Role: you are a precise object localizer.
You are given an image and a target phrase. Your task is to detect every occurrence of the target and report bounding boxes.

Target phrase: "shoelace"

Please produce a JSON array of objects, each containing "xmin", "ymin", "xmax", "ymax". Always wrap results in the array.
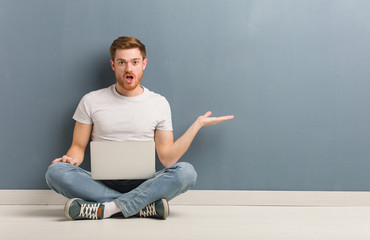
[
  {"xmin": 79, "ymin": 203, "xmax": 101, "ymax": 219},
  {"xmin": 139, "ymin": 203, "xmax": 157, "ymax": 218}
]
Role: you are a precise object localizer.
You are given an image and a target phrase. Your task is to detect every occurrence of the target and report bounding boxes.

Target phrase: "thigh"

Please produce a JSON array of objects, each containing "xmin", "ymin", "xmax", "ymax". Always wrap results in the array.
[{"xmin": 46, "ymin": 162, "xmax": 123, "ymax": 202}]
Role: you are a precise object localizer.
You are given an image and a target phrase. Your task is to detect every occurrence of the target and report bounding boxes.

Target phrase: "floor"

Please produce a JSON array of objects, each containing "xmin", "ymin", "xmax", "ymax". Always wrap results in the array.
[{"xmin": 1, "ymin": 204, "xmax": 370, "ymax": 240}]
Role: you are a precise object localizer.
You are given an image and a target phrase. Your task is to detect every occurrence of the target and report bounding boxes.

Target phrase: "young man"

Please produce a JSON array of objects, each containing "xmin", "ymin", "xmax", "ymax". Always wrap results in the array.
[{"xmin": 45, "ymin": 36, "xmax": 234, "ymax": 220}]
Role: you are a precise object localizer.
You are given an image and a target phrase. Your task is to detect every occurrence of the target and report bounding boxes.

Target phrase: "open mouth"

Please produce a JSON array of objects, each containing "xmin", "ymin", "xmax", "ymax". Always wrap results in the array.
[{"xmin": 125, "ymin": 74, "xmax": 135, "ymax": 82}]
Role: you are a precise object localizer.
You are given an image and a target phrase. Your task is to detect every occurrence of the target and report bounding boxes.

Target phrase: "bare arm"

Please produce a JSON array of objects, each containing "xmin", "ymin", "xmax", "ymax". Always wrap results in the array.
[
  {"xmin": 155, "ymin": 111, "xmax": 234, "ymax": 168},
  {"xmin": 51, "ymin": 121, "xmax": 92, "ymax": 166}
]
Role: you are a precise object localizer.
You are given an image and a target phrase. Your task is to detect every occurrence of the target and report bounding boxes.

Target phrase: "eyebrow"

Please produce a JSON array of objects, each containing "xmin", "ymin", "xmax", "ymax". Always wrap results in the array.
[{"xmin": 116, "ymin": 58, "xmax": 142, "ymax": 61}]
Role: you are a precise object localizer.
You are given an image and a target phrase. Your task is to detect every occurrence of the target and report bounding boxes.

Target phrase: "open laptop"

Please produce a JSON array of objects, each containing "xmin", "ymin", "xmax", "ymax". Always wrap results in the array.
[{"xmin": 90, "ymin": 141, "xmax": 156, "ymax": 180}]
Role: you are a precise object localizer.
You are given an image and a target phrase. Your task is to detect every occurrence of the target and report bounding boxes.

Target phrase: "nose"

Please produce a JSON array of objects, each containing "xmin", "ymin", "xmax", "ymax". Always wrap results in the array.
[{"xmin": 126, "ymin": 62, "xmax": 133, "ymax": 72}]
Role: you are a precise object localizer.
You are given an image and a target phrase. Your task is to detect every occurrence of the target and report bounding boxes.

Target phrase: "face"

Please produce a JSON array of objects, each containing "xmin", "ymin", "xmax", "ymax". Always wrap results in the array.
[{"xmin": 110, "ymin": 48, "xmax": 147, "ymax": 94}]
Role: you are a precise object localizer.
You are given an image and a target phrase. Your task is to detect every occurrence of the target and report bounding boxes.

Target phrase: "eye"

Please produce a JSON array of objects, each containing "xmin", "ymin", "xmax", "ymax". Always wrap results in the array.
[
  {"xmin": 132, "ymin": 61, "xmax": 139, "ymax": 65},
  {"xmin": 118, "ymin": 61, "xmax": 126, "ymax": 65}
]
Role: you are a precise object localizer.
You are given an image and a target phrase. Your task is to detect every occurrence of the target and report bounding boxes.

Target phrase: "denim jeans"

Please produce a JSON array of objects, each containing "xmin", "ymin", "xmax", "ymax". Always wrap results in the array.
[{"xmin": 45, "ymin": 161, "xmax": 197, "ymax": 217}]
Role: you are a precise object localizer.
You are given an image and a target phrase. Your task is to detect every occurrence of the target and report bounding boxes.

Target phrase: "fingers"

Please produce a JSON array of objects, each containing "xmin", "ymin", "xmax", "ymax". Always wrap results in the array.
[
  {"xmin": 210, "ymin": 115, "xmax": 234, "ymax": 124},
  {"xmin": 203, "ymin": 111, "xmax": 234, "ymax": 120},
  {"xmin": 220, "ymin": 115, "xmax": 235, "ymax": 121},
  {"xmin": 51, "ymin": 155, "xmax": 77, "ymax": 165},
  {"xmin": 51, "ymin": 158, "xmax": 62, "ymax": 164},
  {"xmin": 199, "ymin": 113, "xmax": 234, "ymax": 127},
  {"xmin": 198, "ymin": 111, "xmax": 234, "ymax": 127},
  {"xmin": 62, "ymin": 155, "xmax": 72, "ymax": 163},
  {"xmin": 68, "ymin": 159, "xmax": 78, "ymax": 165},
  {"xmin": 202, "ymin": 111, "xmax": 211, "ymax": 116}
]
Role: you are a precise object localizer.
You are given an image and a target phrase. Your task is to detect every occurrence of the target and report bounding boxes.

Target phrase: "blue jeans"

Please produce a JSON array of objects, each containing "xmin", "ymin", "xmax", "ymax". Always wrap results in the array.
[{"xmin": 45, "ymin": 162, "xmax": 197, "ymax": 217}]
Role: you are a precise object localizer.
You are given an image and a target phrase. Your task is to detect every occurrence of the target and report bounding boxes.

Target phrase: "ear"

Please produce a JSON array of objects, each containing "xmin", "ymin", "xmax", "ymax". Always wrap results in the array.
[
  {"xmin": 110, "ymin": 59, "xmax": 115, "ymax": 71},
  {"xmin": 142, "ymin": 58, "xmax": 148, "ymax": 71}
]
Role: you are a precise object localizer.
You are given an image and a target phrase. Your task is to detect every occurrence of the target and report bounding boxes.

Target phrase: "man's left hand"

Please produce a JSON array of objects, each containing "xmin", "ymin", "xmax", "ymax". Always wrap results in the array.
[{"xmin": 197, "ymin": 111, "xmax": 234, "ymax": 128}]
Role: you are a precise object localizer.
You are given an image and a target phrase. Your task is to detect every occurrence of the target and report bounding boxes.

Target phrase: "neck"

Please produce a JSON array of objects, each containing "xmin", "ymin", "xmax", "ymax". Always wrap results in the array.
[{"xmin": 115, "ymin": 84, "xmax": 144, "ymax": 97}]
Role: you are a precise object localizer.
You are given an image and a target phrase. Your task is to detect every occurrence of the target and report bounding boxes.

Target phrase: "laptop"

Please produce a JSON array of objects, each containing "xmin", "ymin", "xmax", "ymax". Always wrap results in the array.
[{"xmin": 90, "ymin": 141, "xmax": 156, "ymax": 180}]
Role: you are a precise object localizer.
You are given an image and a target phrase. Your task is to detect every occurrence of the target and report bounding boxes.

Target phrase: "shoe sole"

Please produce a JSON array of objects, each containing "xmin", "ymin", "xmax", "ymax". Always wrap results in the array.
[
  {"xmin": 161, "ymin": 199, "xmax": 169, "ymax": 219},
  {"xmin": 64, "ymin": 198, "xmax": 82, "ymax": 220}
]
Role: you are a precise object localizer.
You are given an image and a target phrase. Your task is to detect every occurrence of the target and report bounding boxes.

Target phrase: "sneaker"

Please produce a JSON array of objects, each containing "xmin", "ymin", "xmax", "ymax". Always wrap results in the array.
[
  {"xmin": 138, "ymin": 198, "xmax": 169, "ymax": 219},
  {"xmin": 64, "ymin": 198, "xmax": 105, "ymax": 220}
]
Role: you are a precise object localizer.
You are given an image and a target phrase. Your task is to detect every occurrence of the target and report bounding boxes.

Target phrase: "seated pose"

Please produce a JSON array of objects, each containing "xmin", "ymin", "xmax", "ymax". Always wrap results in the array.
[{"xmin": 45, "ymin": 36, "xmax": 234, "ymax": 220}]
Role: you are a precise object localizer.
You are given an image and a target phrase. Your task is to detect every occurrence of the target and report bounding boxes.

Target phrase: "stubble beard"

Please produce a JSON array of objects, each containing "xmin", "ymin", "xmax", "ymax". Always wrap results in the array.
[
  {"xmin": 120, "ymin": 79, "xmax": 141, "ymax": 91},
  {"xmin": 117, "ymin": 73, "xmax": 142, "ymax": 91}
]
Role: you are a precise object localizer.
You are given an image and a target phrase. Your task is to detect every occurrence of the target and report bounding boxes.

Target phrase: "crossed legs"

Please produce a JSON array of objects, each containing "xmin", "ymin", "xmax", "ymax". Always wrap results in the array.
[{"xmin": 45, "ymin": 161, "xmax": 197, "ymax": 218}]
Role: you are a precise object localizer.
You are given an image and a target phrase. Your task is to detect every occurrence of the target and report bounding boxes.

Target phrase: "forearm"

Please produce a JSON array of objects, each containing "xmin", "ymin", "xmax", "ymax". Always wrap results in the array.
[
  {"xmin": 66, "ymin": 145, "xmax": 85, "ymax": 167},
  {"xmin": 161, "ymin": 120, "xmax": 202, "ymax": 167},
  {"xmin": 156, "ymin": 111, "xmax": 234, "ymax": 167}
]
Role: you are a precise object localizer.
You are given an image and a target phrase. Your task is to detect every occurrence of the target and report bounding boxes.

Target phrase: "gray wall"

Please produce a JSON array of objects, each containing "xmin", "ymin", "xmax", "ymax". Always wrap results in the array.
[{"xmin": 1, "ymin": 0, "xmax": 370, "ymax": 190}]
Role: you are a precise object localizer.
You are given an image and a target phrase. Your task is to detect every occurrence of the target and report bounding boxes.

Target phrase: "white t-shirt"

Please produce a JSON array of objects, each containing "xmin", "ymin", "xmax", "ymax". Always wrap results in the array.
[{"xmin": 72, "ymin": 84, "xmax": 173, "ymax": 141}]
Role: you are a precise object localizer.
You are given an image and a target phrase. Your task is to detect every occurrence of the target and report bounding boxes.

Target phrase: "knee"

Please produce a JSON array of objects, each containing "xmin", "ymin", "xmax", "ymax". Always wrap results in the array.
[
  {"xmin": 171, "ymin": 162, "xmax": 197, "ymax": 188},
  {"xmin": 45, "ymin": 162, "xmax": 73, "ymax": 188}
]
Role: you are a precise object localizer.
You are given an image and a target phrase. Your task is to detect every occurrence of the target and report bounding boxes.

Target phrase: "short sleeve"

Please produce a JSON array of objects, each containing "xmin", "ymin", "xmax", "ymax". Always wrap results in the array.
[
  {"xmin": 156, "ymin": 99, "xmax": 173, "ymax": 131},
  {"xmin": 72, "ymin": 95, "xmax": 93, "ymax": 124}
]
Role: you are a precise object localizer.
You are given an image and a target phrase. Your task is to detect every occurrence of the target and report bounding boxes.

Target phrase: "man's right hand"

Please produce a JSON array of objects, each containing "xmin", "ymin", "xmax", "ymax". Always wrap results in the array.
[
  {"xmin": 51, "ymin": 155, "xmax": 79, "ymax": 165},
  {"xmin": 50, "ymin": 121, "xmax": 92, "ymax": 167}
]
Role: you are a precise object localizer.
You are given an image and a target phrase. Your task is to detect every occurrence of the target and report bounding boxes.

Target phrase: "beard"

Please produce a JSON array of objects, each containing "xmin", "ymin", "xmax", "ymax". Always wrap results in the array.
[{"xmin": 117, "ymin": 72, "xmax": 142, "ymax": 91}]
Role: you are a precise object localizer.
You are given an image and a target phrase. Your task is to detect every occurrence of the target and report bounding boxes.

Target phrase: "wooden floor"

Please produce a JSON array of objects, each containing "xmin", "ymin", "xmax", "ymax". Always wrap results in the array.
[{"xmin": 1, "ymin": 204, "xmax": 370, "ymax": 240}]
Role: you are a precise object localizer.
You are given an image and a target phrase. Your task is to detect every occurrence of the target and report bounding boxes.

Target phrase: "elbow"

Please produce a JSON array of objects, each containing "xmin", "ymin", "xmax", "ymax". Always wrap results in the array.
[
  {"xmin": 157, "ymin": 147, "xmax": 180, "ymax": 168},
  {"xmin": 160, "ymin": 157, "xmax": 179, "ymax": 168}
]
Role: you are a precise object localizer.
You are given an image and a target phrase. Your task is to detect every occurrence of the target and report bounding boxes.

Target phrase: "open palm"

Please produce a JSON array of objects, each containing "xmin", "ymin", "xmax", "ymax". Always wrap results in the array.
[{"xmin": 197, "ymin": 111, "xmax": 234, "ymax": 127}]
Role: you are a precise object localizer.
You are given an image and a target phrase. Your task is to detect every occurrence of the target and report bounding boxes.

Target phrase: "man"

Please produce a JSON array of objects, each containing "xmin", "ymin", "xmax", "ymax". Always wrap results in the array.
[{"xmin": 45, "ymin": 36, "xmax": 234, "ymax": 220}]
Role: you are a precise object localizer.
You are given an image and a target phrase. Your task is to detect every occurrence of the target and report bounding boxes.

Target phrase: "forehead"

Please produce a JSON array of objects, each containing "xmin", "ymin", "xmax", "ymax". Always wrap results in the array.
[{"xmin": 114, "ymin": 48, "xmax": 143, "ymax": 60}]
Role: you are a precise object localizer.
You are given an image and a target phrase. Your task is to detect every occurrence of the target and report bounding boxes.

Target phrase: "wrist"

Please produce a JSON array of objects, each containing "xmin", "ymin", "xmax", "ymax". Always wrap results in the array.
[{"xmin": 195, "ymin": 118, "xmax": 203, "ymax": 129}]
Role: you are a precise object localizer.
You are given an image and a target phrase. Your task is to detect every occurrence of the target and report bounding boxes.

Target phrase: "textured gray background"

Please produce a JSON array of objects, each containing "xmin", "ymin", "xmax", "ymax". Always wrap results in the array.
[{"xmin": 1, "ymin": 0, "xmax": 370, "ymax": 190}]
